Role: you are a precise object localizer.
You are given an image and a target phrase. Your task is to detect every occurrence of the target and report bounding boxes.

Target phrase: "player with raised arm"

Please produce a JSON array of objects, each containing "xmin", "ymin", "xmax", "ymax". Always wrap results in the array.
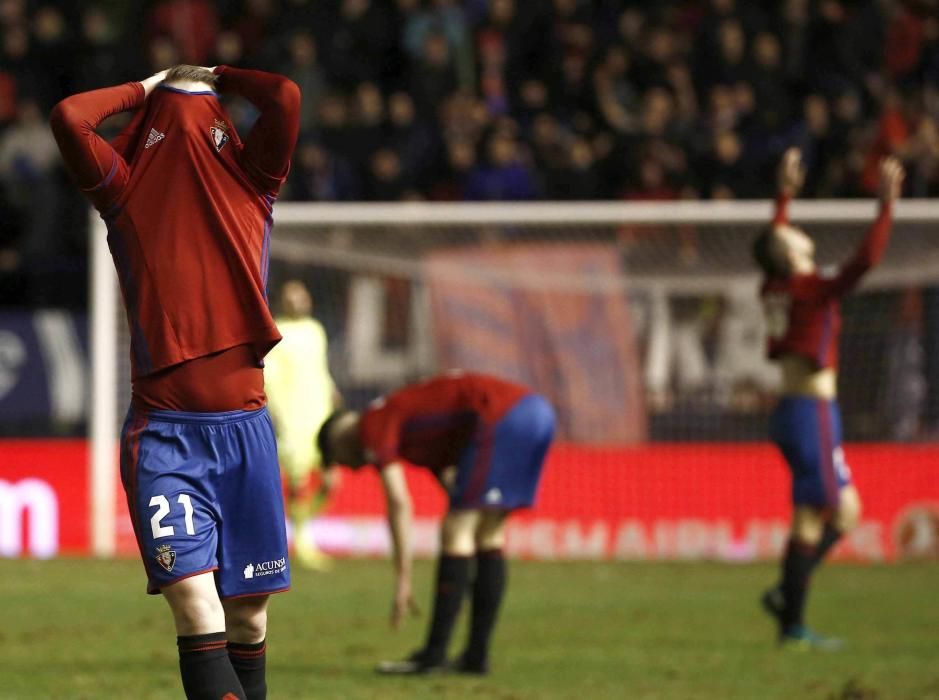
[
  {"xmin": 50, "ymin": 64, "xmax": 300, "ymax": 699},
  {"xmin": 265, "ymin": 280, "xmax": 340, "ymax": 571},
  {"xmin": 317, "ymin": 371, "xmax": 556, "ymax": 675},
  {"xmin": 753, "ymin": 148, "xmax": 904, "ymax": 650}
]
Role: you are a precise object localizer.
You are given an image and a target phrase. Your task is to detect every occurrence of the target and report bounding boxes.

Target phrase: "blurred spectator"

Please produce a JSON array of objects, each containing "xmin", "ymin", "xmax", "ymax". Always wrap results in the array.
[
  {"xmin": 387, "ymin": 90, "xmax": 439, "ymax": 187},
  {"xmin": 862, "ymin": 87, "xmax": 939, "ymax": 195},
  {"xmin": 281, "ymin": 30, "xmax": 325, "ymax": 134},
  {"xmin": 324, "ymin": 0, "xmax": 396, "ymax": 87},
  {"xmin": 287, "ymin": 142, "xmax": 359, "ymax": 202},
  {"xmin": 410, "ymin": 30, "xmax": 459, "ymax": 115},
  {"xmin": 74, "ymin": 7, "xmax": 123, "ymax": 92},
  {"xmin": 366, "ymin": 148, "xmax": 407, "ymax": 200},
  {"xmin": 349, "ymin": 82, "xmax": 387, "ymax": 171},
  {"xmin": 401, "ymin": 0, "xmax": 474, "ymax": 91},
  {"xmin": 148, "ymin": 0, "xmax": 218, "ymax": 66},
  {"xmin": 0, "ymin": 99, "xmax": 60, "ymax": 264},
  {"xmin": 430, "ymin": 136, "xmax": 475, "ymax": 200},
  {"xmin": 465, "ymin": 130, "xmax": 537, "ymax": 200}
]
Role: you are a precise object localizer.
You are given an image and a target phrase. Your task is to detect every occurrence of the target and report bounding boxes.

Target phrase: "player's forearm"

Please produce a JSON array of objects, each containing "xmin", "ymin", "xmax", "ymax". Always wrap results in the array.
[
  {"xmin": 50, "ymin": 83, "xmax": 144, "ymax": 141},
  {"xmin": 214, "ymin": 66, "xmax": 298, "ymax": 110},
  {"xmin": 830, "ymin": 202, "xmax": 893, "ymax": 295},
  {"xmin": 772, "ymin": 192, "xmax": 791, "ymax": 226},
  {"xmin": 386, "ymin": 500, "xmax": 413, "ymax": 578},
  {"xmin": 854, "ymin": 201, "xmax": 893, "ymax": 269},
  {"xmin": 49, "ymin": 83, "xmax": 143, "ymax": 190},
  {"xmin": 214, "ymin": 66, "xmax": 300, "ymax": 181}
]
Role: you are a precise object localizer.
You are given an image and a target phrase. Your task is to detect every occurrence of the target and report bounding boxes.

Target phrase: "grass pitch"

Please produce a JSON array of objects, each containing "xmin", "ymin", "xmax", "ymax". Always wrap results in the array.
[{"xmin": 1, "ymin": 558, "xmax": 937, "ymax": 699}]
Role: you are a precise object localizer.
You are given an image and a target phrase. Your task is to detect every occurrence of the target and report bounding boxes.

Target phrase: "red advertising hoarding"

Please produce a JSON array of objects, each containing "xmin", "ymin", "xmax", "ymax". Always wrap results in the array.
[{"xmin": 2, "ymin": 440, "xmax": 938, "ymax": 561}]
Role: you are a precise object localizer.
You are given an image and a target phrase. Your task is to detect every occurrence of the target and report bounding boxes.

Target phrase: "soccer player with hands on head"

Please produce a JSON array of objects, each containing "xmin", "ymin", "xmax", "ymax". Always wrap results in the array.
[
  {"xmin": 318, "ymin": 371, "xmax": 556, "ymax": 675},
  {"xmin": 753, "ymin": 147, "xmax": 904, "ymax": 650},
  {"xmin": 51, "ymin": 62, "xmax": 300, "ymax": 699}
]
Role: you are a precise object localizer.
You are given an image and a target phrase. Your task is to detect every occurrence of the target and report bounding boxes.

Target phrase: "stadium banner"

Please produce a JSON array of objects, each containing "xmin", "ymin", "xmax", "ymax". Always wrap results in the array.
[
  {"xmin": 0, "ymin": 440, "xmax": 87, "ymax": 558},
  {"xmin": 425, "ymin": 243, "xmax": 647, "ymax": 443},
  {"xmin": 2, "ymin": 440, "xmax": 937, "ymax": 562},
  {"xmin": 311, "ymin": 444, "xmax": 939, "ymax": 563},
  {"xmin": 0, "ymin": 311, "xmax": 88, "ymax": 428}
]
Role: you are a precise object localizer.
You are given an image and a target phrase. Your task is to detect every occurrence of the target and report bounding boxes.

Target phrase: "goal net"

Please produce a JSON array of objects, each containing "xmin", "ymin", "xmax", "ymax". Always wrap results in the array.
[{"xmin": 89, "ymin": 200, "xmax": 939, "ymax": 561}]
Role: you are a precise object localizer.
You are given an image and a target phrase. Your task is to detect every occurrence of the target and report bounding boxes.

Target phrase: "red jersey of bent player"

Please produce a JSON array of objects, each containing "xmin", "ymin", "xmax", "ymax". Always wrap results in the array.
[
  {"xmin": 50, "ymin": 66, "xmax": 300, "ymax": 379},
  {"xmin": 360, "ymin": 372, "xmax": 531, "ymax": 473},
  {"xmin": 761, "ymin": 194, "xmax": 894, "ymax": 369}
]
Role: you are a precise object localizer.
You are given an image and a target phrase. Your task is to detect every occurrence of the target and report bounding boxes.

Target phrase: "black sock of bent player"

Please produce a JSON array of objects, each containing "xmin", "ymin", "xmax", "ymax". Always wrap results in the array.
[
  {"xmin": 177, "ymin": 632, "xmax": 246, "ymax": 700},
  {"xmin": 463, "ymin": 548, "xmax": 507, "ymax": 669},
  {"xmin": 422, "ymin": 554, "xmax": 471, "ymax": 664},
  {"xmin": 228, "ymin": 639, "xmax": 267, "ymax": 700},
  {"xmin": 780, "ymin": 538, "xmax": 817, "ymax": 631},
  {"xmin": 811, "ymin": 524, "xmax": 843, "ymax": 569}
]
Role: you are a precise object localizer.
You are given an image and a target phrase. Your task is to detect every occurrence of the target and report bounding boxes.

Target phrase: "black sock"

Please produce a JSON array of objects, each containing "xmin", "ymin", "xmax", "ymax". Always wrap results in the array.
[
  {"xmin": 463, "ymin": 548, "xmax": 507, "ymax": 668},
  {"xmin": 811, "ymin": 524, "xmax": 843, "ymax": 569},
  {"xmin": 177, "ymin": 632, "xmax": 245, "ymax": 700},
  {"xmin": 228, "ymin": 640, "xmax": 267, "ymax": 700},
  {"xmin": 780, "ymin": 538, "xmax": 817, "ymax": 630},
  {"xmin": 422, "ymin": 554, "xmax": 471, "ymax": 663}
]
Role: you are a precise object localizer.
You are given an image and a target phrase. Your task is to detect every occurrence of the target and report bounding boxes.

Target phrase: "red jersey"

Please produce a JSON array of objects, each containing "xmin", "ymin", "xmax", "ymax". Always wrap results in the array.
[
  {"xmin": 360, "ymin": 372, "xmax": 531, "ymax": 473},
  {"xmin": 761, "ymin": 195, "xmax": 893, "ymax": 370},
  {"xmin": 50, "ymin": 67, "xmax": 300, "ymax": 384}
]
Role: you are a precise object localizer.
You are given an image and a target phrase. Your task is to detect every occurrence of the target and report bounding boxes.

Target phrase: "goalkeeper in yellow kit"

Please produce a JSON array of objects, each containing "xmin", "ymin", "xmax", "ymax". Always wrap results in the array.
[{"xmin": 265, "ymin": 280, "xmax": 340, "ymax": 570}]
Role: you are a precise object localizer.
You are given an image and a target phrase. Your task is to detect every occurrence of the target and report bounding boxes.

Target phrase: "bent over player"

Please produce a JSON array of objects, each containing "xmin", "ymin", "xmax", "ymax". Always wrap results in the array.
[
  {"xmin": 51, "ymin": 64, "xmax": 300, "ymax": 699},
  {"xmin": 753, "ymin": 148, "xmax": 904, "ymax": 649},
  {"xmin": 318, "ymin": 371, "xmax": 556, "ymax": 674}
]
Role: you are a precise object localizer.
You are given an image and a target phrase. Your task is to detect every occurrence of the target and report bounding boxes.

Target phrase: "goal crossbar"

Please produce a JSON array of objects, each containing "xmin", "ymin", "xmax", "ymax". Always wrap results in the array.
[{"xmin": 271, "ymin": 199, "xmax": 939, "ymax": 226}]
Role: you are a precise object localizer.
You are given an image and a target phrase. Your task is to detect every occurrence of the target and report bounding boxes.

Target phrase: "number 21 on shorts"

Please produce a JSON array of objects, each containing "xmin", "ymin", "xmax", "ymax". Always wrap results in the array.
[{"xmin": 150, "ymin": 494, "xmax": 196, "ymax": 538}]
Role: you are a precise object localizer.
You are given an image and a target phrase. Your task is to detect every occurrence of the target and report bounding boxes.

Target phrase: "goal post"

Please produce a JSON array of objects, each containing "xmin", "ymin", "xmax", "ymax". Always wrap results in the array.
[
  {"xmin": 89, "ymin": 211, "xmax": 118, "ymax": 557},
  {"xmin": 88, "ymin": 199, "xmax": 939, "ymax": 558}
]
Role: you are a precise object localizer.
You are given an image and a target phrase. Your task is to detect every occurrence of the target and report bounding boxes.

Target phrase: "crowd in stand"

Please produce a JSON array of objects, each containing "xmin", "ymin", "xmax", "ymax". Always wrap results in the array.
[{"xmin": 1, "ymin": 0, "xmax": 938, "ymax": 305}]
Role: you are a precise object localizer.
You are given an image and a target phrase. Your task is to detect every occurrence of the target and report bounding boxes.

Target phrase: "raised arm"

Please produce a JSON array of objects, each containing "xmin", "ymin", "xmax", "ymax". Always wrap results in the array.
[
  {"xmin": 213, "ymin": 66, "xmax": 300, "ymax": 194},
  {"xmin": 814, "ymin": 157, "xmax": 904, "ymax": 299},
  {"xmin": 380, "ymin": 463, "xmax": 419, "ymax": 630},
  {"xmin": 773, "ymin": 147, "xmax": 805, "ymax": 225},
  {"xmin": 49, "ymin": 72, "xmax": 166, "ymax": 211}
]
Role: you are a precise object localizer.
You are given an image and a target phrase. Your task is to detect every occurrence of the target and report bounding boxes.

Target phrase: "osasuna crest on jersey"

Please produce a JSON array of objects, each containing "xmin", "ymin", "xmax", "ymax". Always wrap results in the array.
[
  {"xmin": 210, "ymin": 119, "xmax": 229, "ymax": 153},
  {"xmin": 155, "ymin": 544, "xmax": 176, "ymax": 572}
]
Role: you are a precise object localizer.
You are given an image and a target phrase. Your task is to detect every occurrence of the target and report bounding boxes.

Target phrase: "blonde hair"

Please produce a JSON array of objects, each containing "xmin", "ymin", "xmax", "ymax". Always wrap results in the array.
[{"xmin": 164, "ymin": 65, "xmax": 219, "ymax": 88}]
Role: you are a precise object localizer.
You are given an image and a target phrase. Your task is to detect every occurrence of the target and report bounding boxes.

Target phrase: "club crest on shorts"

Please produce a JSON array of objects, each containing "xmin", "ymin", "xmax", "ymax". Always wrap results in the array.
[
  {"xmin": 155, "ymin": 544, "xmax": 176, "ymax": 573},
  {"xmin": 209, "ymin": 119, "xmax": 229, "ymax": 153}
]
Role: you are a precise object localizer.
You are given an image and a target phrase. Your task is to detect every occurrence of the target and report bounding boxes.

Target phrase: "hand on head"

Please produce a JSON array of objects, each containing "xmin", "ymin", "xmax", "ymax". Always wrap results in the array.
[{"xmin": 140, "ymin": 69, "xmax": 170, "ymax": 97}]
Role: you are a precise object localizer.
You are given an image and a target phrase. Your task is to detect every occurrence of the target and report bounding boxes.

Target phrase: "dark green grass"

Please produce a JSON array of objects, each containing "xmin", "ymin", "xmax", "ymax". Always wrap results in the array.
[{"xmin": 1, "ymin": 559, "xmax": 937, "ymax": 699}]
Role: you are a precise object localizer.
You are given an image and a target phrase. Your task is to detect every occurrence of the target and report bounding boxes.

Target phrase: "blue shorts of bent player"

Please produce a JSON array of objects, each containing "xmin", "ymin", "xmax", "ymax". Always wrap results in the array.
[
  {"xmin": 449, "ymin": 394, "xmax": 556, "ymax": 511},
  {"xmin": 770, "ymin": 397, "xmax": 852, "ymax": 509},
  {"xmin": 120, "ymin": 406, "xmax": 290, "ymax": 598}
]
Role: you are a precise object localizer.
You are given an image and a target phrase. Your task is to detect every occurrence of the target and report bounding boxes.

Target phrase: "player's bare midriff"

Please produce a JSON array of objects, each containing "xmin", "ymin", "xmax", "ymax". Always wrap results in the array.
[{"xmin": 777, "ymin": 354, "xmax": 837, "ymax": 400}]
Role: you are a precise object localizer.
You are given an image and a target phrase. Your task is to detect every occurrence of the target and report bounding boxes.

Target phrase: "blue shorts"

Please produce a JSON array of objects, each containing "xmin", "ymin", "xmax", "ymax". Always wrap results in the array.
[
  {"xmin": 120, "ymin": 406, "xmax": 290, "ymax": 598},
  {"xmin": 450, "ymin": 394, "xmax": 556, "ymax": 511},
  {"xmin": 769, "ymin": 397, "xmax": 852, "ymax": 508}
]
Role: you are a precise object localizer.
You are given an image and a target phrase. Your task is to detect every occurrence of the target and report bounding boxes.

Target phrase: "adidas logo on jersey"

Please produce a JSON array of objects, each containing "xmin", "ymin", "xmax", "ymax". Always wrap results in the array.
[{"xmin": 145, "ymin": 128, "xmax": 165, "ymax": 149}]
